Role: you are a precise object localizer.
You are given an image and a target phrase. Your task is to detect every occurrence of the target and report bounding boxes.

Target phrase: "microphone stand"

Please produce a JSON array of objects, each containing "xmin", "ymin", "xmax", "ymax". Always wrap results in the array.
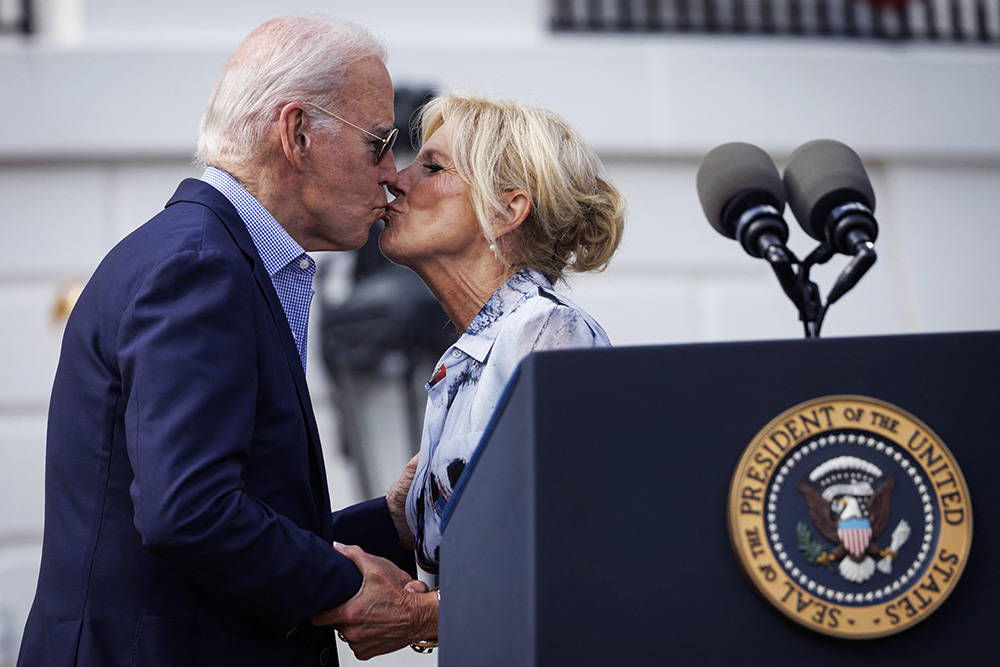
[
  {"xmin": 766, "ymin": 242, "xmax": 875, "ymax": 339},
  {"xmin": 762, "ymin": 246, "xmax": 823, "ymax": 338},
  {"xmin": 795, "ymin": 246, "xmax": 832, "ymax": 338}
]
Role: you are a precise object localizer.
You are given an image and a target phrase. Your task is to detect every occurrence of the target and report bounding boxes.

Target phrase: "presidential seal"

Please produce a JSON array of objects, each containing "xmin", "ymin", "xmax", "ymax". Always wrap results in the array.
[{"xmin": 727, "ymin": 396, "xmax": 972, "ymax": 639}]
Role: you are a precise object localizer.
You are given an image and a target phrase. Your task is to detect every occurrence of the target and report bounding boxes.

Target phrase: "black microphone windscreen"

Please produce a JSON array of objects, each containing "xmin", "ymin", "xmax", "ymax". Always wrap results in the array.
[
  {"xmin": 783, "ymin": 139, "xmax": 876, "ymax": 241},
  {"xmin": 697, "ymin": 142, "xmax": 786, "ymax": 239}
]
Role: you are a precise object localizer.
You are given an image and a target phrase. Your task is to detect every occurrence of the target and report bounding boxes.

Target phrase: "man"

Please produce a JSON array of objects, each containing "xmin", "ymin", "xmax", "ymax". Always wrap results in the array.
[{"xmin": 18, "ymin": 15, "xmax": 428, "ymax": 666}]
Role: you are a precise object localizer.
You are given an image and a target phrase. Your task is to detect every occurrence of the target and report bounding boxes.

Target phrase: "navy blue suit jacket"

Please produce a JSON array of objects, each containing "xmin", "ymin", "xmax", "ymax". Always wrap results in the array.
[{"xmin": 18, "ymin": 179, "xmax": 412, "ymax": 666}]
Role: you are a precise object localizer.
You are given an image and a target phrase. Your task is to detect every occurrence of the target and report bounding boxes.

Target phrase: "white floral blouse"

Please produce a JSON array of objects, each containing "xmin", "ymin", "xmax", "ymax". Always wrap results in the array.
[{"xmin": 404, "ymin": 268, "xmax": 611, "ymax": 572}]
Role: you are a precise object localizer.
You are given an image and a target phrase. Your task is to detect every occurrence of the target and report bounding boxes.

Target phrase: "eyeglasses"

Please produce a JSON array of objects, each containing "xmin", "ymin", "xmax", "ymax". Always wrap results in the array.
[{"xmin": 303, "ymin": 102, "xmax": 398, "ymax": 166}]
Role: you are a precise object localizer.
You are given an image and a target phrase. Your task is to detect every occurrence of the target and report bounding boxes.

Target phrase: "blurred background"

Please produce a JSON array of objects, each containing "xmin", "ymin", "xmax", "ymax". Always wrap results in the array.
[{"xmin": 1, "ymin": 1, "xmax": 998, "ymax": 664}]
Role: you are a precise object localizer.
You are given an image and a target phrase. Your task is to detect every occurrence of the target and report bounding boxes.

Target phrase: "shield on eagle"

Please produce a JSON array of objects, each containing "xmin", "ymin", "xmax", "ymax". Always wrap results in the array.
[{"xmin": 838, "ymin": 516, "xmax": 872, "ymax": 559}]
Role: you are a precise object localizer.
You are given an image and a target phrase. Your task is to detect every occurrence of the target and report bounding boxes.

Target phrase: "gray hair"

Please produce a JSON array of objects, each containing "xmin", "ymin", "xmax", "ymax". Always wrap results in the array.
[{"xmin": 196, "ymin": 15, "xmax": 387, "ymax": 169}]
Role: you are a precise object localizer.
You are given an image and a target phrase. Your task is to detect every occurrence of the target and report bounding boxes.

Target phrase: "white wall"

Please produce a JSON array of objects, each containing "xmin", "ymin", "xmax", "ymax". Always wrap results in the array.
[{"xmin": 1, "ymin": 1, "xmax": 999, "ymax": 664}]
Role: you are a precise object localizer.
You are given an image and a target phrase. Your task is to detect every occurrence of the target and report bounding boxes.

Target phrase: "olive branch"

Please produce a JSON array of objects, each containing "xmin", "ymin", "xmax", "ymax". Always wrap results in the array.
[{"xmin": 797, "ymin": 522, "xmax": 835, "ymax": 572}]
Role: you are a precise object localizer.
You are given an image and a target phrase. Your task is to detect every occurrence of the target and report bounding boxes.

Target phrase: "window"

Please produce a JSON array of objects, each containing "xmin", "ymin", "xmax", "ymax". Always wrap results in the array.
[
  {"xmin": 0, "ymin": 0, "xmax": 33, "ymax": 35},
  {"xmin": 550, "ymin": 0, "xmax": 1000, "ymax": 44}
]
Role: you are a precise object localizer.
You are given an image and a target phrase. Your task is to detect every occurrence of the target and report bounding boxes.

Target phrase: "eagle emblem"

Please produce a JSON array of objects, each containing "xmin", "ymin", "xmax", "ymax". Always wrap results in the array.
[{"xmin": 797, "ymin": 455, "xmax": 910, "ymax": 583}]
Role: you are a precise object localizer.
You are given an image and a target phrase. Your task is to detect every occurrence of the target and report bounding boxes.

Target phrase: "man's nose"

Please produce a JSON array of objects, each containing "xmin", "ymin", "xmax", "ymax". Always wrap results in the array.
[{"xmin": 378, "ymin": 150, "xmax": 399, "ymax": 189}]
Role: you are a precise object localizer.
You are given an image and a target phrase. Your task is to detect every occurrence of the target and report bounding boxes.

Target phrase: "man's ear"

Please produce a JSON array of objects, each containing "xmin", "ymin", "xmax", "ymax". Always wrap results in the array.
[
  {"xmin": 277, "ymin": 103, "xmax": 311, "ymax": 170},
  {"xmin": 496, "ymin": 189, "xmax": 531, "ymax": 237}
]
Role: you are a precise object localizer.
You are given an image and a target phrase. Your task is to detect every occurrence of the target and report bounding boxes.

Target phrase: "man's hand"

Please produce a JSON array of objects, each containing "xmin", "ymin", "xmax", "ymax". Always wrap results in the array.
[
  {"xmin": 387, "ymin": 454, "xmax": 418, "ymax": 549},
  {"xmin": 313, "ymin": 542, "xmax": 437, "ymax": 660}
]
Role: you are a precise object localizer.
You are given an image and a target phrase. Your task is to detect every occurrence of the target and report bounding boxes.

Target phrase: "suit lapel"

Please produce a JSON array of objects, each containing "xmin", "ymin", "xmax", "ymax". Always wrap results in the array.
[{"xmin": 166, "ymin": 179, "xmax": 334, "ymax": 536}]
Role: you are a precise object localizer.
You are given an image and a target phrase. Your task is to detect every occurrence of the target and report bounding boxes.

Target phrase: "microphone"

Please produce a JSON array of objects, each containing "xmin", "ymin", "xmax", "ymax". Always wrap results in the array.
[
  {"xmin": 783, "ymin": 139, "xmax": 878, "ymax": 305},
  {"xmin": 696, "ymin": 142, "xmax": 792, "ymax": 266},
  {"xmin": 783, "ymin": 139, "xmax": 878, "ymax": 256}
]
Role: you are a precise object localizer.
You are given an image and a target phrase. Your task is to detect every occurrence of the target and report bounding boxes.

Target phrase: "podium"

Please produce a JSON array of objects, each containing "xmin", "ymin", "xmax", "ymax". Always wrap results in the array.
[{"xmin": 439, "ymin": 331, "xmax": 999, "ymax": 665}]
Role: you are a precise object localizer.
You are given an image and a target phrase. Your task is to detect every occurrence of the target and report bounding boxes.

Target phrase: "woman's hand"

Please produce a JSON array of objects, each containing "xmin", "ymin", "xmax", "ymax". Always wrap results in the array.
[{"xmin": 387, "ymin": 454, "xmax": 418, "ymax": 549}]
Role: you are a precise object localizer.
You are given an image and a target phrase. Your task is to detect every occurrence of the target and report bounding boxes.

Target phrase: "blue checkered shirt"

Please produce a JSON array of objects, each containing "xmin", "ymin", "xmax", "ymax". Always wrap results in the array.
[{"xmin": 201, "ymin": 166, "xmax": 315, "ymax": 373}]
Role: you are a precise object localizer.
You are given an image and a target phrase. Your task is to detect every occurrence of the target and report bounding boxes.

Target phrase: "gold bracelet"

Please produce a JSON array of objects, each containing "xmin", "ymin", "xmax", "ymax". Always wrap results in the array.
[
  {"xmin": 409, "ymin": 589, "xmax": 440, "ymax": 654},
  {"xmin": 410, "ymin": 640, "xmax": 438, "ymax": 654}
]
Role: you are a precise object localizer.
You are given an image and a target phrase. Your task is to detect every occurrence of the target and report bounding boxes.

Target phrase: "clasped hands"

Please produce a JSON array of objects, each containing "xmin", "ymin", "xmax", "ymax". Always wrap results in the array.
[
  {"xmin": 311, "ymin": 455, "xmax": 437, "ymax": 660},
  {"xmin": 312, "ymin": 542, "xmax": 437, "ymax": 660}
]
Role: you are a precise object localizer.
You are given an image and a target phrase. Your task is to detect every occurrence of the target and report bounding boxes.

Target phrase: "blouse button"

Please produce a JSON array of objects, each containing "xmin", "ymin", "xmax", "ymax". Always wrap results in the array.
[{"xmin": 299, "ymin": 258, "xmax": 310, "ymax": 270}]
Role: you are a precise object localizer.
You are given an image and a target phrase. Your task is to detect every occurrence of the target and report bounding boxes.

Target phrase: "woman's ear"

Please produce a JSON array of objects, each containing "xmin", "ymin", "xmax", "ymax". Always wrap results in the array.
[
  {"xmin": 496, "ymin": 189, "xmax": 531, "ymax": 237},
  {"xmin": 277, "ymin": 103, "xmax": 312, "ymax": 170}
]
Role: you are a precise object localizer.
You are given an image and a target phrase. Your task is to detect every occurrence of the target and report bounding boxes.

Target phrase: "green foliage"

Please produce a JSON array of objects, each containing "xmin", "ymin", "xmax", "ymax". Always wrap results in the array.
[{"xmin": 797, "ymin": 522, "xmax": 835, "ymax": 572}]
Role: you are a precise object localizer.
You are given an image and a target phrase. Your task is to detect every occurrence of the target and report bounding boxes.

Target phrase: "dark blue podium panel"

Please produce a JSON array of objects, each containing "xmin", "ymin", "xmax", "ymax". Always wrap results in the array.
[{"xmin": 439, "ymin": 331, "xmax": 999, "ymax": 666}]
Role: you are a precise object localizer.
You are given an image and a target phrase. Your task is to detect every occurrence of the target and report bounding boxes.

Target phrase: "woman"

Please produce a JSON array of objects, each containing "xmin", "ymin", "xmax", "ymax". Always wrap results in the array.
[
  {"xmin": 322, "ymin": 93, "xmax": 625, "ymax": 658},
  {"xmin": 382, "ymin": 93, "xmax": 625, "ymax": 572}
]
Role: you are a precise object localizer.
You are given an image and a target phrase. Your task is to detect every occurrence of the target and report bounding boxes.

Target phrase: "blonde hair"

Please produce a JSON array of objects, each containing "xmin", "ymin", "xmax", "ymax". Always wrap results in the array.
[
  {"xmin": 196, "ymin": 15, "xmax": 387, "ymax": 169},
  {"xmin": 416, "ymin": 94, "xmax": 625, "ymax": 284}
]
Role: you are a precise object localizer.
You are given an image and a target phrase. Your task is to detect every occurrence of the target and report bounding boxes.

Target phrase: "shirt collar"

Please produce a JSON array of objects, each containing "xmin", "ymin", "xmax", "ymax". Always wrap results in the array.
[
  {"xmin": 453, "ymin": 268, "xmax": 551, "ymax": 363},
  {"xmin": 201, "ymin": 166, "xmax": 308, "ymax": 278}
]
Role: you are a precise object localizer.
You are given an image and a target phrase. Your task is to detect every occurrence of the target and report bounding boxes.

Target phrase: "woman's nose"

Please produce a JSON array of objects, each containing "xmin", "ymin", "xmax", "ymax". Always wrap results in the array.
[{"xmin": 386, "ymin": 159, "xmax": 417, "ymax": 198}]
